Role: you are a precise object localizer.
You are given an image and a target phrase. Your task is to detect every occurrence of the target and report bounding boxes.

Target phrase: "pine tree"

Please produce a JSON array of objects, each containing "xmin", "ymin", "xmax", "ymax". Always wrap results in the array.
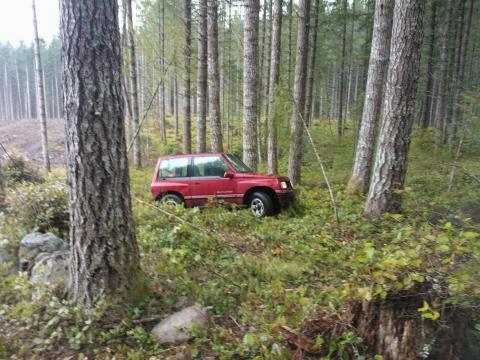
[
  {"xmin": 364, "ymin": 0, "xmax": 426, "ymax": 217},
  {"xmin": 32, "ymin": 0, "xmax": 51, "ymax": 172},
  {"xmin": 243, "ymin": 0, "xmax": 260, "ymax": 170},
  {"xmin": 347, "ymin": 0, "xmax": 394, "ymax": 194},
  {"xmin": 208, "ymin": 0, "xmax": 223, "ymax": 152},
  {"xmin": 287, "ymin": 0, "xmax": 310, "ymax": 184},
  {"xmin": 60, "ymin": 0, "xmax": 141, "ymax": 305}
]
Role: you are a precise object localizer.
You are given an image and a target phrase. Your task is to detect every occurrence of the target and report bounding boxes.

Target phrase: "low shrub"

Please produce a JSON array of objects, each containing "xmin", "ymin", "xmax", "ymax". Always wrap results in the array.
[
  {"xmin": 1, "ymin": 154, "xmax": 44, "ymax": 186},
  {"xmin": 4, "ymin": 179, "xmax": 69, "ymax": 241}
]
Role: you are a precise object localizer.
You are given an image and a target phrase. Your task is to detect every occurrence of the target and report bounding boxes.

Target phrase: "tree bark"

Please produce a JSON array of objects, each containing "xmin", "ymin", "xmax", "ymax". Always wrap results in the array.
[
  {"xmin": 263, "ymin": 0, "xmax": 273, "ymax": 122},
  {"xmin": 434, "ymin": 0, "xmax": 454, "ymax": 148},
  {"xmin": 196, "ymin": 0, "xmax": 208, "ymax": 153},
  {"xmin": 347, "ymin": 0, "xmax": 394, "ymax": 195},
  {"xmin": 337, "ymin": 0, "xmax": 348, "ymax": 136},
  {"xmin": 364, "ymin": 0, "xmax": 425, "ymax": 217},
  {"xmin": 15, "ymin": 60, "xmax": 23, "ymax": 119},
  {"xmin": 419, "ymin": 0, "xmax": 437, "ymax": 135},
  {"xmin": 208, "ymin": 0, "xmax": 223, "ymax": 152},
  {"xmin": 447, "ymin": 0, "xmax": 466, "ymax": 149},
  {"xmin": 182, "ymin": 0, "xmax": 192, "ymax": 153},
  {"xmin": 32, "ymin": 0, "xmax": 51, "ymax": 172},
  {"xmin": 126, "ymin": 0, "xmax": 141, "ymax": 167},
  {"xmin": 287, "ymin": 0, "xmax": 310, "ymax": 184},
  {"xmin": 449, "ymin": 0, "xmax": 473, "ymax": 149},
  {"xmin": 243, "ymin": 0, "xmax": 260, "ymax": 170},
  {"xmin": 304, "ymin": 0, "xmax": 320, "ymax": 127},
  {"xmin": 59, "ymin": 0, "xmax": 141, "ymax": 306},
  {"xmin": 159, "ymin": 0, "xmax": 167, "ymax": 143},
  {"xmin": 25, "ymin": 63, "xmax": 32, "ymax": 119},
  {"xmin": 267, "ymin": 0, "xmax": 282, "ymax": 174},
  {"xmin": 287, "ymin": 0, "xmax": 293, "ymax": 93}
]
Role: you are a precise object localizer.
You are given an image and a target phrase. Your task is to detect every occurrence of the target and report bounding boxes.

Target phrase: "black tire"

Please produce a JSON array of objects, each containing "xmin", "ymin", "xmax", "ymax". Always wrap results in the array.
[
  {"xmin": 160, "ymin": 193, "xmax": 183, "ymax": 207},
  {"xmin": 249, "ymin": 192, "xmax": 274, "ymax": 218}
]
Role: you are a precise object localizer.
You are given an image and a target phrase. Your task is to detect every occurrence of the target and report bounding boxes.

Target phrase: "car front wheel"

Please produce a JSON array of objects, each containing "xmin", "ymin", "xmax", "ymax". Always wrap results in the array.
[{"xmin": 250, "ymin": 192, "xmax": 274, "ymax": 218}]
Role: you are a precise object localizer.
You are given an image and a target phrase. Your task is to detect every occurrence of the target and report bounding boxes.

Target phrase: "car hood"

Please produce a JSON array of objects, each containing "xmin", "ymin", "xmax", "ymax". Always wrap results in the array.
[{"xmin": 234, "ymin": 172, "xmax": 289, "ymax": 181}]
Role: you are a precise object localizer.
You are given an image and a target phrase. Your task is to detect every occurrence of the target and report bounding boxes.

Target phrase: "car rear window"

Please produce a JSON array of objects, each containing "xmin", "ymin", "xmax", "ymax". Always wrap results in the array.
[{"xmin": 158, "ymin": 157, "xmax": 189, "ymax": 178}]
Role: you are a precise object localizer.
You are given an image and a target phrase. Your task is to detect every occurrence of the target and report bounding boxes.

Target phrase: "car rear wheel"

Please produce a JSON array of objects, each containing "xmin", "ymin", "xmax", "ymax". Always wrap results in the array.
[
  {"xmin": 250, "ymin": 192, "xmax": 274, "ymax": 218},
  {"xmin": 161, "ymin": 193, "xmax": 183, "ymax": 207}
]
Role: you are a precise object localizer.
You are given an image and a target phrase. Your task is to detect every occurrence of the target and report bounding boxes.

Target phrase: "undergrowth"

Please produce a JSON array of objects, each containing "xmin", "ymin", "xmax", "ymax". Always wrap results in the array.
[{"xmin": 0, "ymin": 120, "xmax": 479, "ymax": 359}]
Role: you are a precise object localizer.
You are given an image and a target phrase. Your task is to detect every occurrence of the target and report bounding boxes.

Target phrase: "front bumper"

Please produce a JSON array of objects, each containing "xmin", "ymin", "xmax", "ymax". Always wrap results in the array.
[{"xmin": 277, "ymin": 190, "xmax": 295, "ymax": 208}]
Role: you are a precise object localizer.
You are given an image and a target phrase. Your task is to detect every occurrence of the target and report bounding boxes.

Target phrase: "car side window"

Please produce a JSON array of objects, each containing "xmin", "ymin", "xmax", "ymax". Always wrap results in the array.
[
  {"xmin": 159, "ymin": 157, "xmax": 190, "ymax": 178},
  {"xmin": 193, "ymin": 156, "xmax": 230, "ymax": 177}
]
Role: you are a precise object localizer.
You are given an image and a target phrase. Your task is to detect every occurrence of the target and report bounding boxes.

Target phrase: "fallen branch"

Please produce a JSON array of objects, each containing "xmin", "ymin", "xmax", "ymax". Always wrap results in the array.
[{"xmin": 127, "ymin": 81, "xmax": 161, "ymax": 154}]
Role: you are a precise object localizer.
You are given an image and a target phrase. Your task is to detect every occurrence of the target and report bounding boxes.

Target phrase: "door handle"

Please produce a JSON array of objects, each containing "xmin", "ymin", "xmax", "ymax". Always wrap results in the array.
[{"xmin": 194, "ymin": 182, "xmax": 201, "ymax": 185}]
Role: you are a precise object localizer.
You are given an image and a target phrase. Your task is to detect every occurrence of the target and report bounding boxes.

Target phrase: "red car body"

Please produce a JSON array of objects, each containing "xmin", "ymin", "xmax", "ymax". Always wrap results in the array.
[{"xmin": 150, "ymin": 153, "xmax": 294, "ymax": 214}]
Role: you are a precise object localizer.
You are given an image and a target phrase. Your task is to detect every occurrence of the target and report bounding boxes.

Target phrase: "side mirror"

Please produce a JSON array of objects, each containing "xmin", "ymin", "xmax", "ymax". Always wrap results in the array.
[{"xmin": 224, "ymin": 172, "xmax": 235, "ymax": 179}]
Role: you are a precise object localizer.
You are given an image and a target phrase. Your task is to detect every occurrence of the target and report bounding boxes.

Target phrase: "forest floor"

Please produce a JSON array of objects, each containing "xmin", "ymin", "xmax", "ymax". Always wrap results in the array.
[
  {"xmin": 1, "ymin": 118, "xmax": 480, "ymax": 359},
  {"xmin": 0, "ymin": 118, "xmax": 65, "ymax": 166}
]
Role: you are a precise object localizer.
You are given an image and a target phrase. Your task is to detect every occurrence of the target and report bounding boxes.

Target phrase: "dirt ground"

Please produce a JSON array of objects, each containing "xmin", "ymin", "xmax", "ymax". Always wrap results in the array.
[{"xmin": 0, "ymin": 118, "xmax": 66, "ymax": 167}]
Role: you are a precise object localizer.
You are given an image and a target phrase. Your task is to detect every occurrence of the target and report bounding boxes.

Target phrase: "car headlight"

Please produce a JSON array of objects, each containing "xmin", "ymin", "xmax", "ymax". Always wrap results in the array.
[{"xmin": 280, "ymin": 181, "xmax": 288, "ymax": 189}]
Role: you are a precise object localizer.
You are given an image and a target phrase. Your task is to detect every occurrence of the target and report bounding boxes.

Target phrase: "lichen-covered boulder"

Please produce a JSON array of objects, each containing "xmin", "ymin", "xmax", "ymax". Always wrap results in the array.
[
  {"xmin": 30, "ymin": 249, "xmax": 70, "ymax": 287},
  {"xmin": 151, "ymin": 305, "xmax": 209, "ymax": 344},
  {"xmin": 18, "ymin": 232, "xmax": 67, "ymax": 271}
]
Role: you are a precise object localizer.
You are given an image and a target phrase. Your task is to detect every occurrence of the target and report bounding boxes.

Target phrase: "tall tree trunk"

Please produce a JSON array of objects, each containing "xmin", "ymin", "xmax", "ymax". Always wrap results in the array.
[
  {"xmin": 287, "ymin": 0, "xmax": 310, "ymax": 184},
  {"xmin": 434, "ymin": 0, "xmax": 454, "ymax": 148},
  {"xmin": 60, "ymin": 0, "xmax": 141, "ymax": 306},
  {"xmin": 182, "ymin": 0, "xmax": 192, "ymax": 153},
  {"xmin": 159, "ymin": 0, "xmax": 167, "ymax": 143},
  {"xmin": 304, "ymin": 0, "xmax": 320, "ymax": 127},
  {"xmin": 243, "ymin": 0, "xmax": 260, "ymax": 170},
  {"xmin": 267, "ymin": 0, "xmax": 282, "ymax": 174},
  {"xmin": 419, "ymin": 0, "xmax": 437, "ymax": 135},
  {"xmin": 15, "ymin": 60, "xmax": 23, "ymax": 119},
  {"xmin": 196, "ymin": 0, "xmax": 208, "ymax": 153},
  {"xmin": 54, "ymin": 62, "xmax": 61, "ymax": 118},
  {"xmin": 257, "ymin": 0, "xmax": 267, "ymax": 164},
  {"xmin": 226, "ymin": 1, "xmax": 233, "ymax": 152},
  {"xmin": 329, "ymin": 64, "xmax": 337, "ymax": 120},
  {"xmin": 447, "ymin": 0, "xmax": 466, "ymax": 148},
  {"xmin": 263, "ymin": 0, "xmax": 273, "ymax": 122},
  {"xmin": 345, "ymin": 0, "xmax": 356, "ymax": 121},
  {"xmin": 126, "ymin": 0, "xmax": 141, "ymax": 167},
  {"xmin": 347, "ymin": 0, "xmax": 394, "ymax": 194},
  {"xmin": 208, "ymin": 0, "xmax": 223, "ymax": 152},
  {"xmin": 173, "ymin": 47, "xmax": 179, "ymax": 139},
  {"xmin": 337, "ymin": 0, "xmax": 348, "ymax": 136},
  {"xmin": 449, "ymin": 0, "xmax": 473, "ymax": 149},
  {"xmin": 287, "ymin": 0, "xmax": 293, "ymax": 93},
  {"xmin": 364, "ymin": 0, "xmax": 425, "ymax": 217},
  {"xmin": 32, "ymin": 0, "xmax": 51, "ymax": 172},
  {"xmin": 25, "ymin": 64, "xmax": 32, "ymax": 119}
]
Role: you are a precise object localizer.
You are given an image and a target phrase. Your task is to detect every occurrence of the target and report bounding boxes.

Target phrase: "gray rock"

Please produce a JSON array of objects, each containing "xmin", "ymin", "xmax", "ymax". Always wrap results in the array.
[
  {"xmin": 35, "ymin": 252, "xmax": 51, "ymax": 263},
  {"xmin": 30, "ymin": 249, "xmax": 70, "ymax": 287},
  {"xmin": 151, "ymin": 305, "xmax": 209, "ymax": 345},
  {"xmin": 18, "ymin": 232, "xmax": 67, "ymax": 271}
]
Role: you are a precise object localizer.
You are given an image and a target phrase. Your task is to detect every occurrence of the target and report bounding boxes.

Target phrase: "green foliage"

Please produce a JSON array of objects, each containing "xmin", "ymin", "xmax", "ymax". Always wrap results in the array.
[
  {"xmin": 4, "ymin": 177, "xmax": 69, "ymax": 241},
  {"xmin": 1, "ymin": 117, "xmax": 479, "ymax": 358},
  {"xmin": 2, "ymin": 154, "xmax": 44, "ymax": 186}
]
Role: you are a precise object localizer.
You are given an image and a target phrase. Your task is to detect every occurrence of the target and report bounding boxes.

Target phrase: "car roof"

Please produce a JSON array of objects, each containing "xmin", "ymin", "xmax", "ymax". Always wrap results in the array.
[{"xmin": 157, "ymin": 152, "xmax": 226, "ymax": 160}]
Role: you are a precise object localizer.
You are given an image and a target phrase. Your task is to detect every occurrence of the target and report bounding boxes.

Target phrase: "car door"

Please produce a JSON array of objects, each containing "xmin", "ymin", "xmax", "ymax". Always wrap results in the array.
[{"xmin": 190, "ymin": 155, "xmax": 237, "ymax": 206}]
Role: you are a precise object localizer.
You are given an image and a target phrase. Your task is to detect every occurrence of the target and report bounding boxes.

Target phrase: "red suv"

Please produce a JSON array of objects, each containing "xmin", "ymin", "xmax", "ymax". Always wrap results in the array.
[{"xmin": 150, "ymin": 153, "xmax": 294, "ymax": 217}]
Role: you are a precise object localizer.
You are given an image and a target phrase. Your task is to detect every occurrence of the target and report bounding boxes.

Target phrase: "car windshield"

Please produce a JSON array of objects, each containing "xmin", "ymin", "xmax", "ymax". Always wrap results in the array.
[{"xmin": 225, "ymin": 154, "xmax": 253, "ymax": 173}]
